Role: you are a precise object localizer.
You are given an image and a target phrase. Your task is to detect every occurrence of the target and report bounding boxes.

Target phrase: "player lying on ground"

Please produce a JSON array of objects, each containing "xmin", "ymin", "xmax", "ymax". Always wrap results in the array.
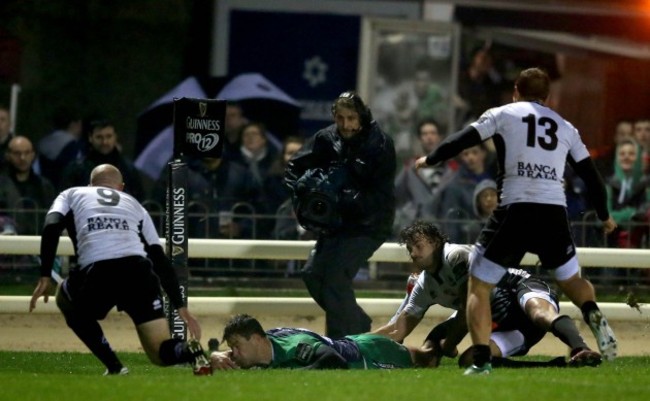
[
  {"xmin": 29, "ymin": 164, "xmax": 212, "ymax": 375},
  {"xmin": 374, "ymin": 221, "xmax": 601, "ymax": 368},
  {"xmin": 209, "ymin": 314, "xmax": 435, "ymax": 370}
]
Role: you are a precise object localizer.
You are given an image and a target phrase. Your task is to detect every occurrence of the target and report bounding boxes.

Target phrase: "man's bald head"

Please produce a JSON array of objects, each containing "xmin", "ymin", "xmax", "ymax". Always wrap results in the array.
[
  {"xmin": 90, "ymin": 164, "xmax": 124, "ymax": 190},
  {"xmin": 7, "ymin": 136, "xmax": 36, "ymax": 174}
]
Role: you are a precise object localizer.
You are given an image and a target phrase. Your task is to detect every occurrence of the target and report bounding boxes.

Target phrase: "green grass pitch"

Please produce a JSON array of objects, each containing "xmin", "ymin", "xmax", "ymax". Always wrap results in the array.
[{"xmin": 1, "ymin": 351, "xmax": 649, "ymax": 401}]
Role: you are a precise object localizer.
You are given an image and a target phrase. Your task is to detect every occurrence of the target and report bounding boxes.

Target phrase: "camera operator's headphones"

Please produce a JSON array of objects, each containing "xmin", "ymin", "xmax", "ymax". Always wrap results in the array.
[{"xmin": 331, "ymin": 91, "xmax": 373, "ymax": 129}]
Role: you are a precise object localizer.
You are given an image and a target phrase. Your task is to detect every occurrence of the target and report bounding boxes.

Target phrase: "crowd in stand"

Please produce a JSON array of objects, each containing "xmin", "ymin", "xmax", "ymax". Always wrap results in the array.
[{"xmin": 1, "ymin": 56, "xmax": 650, "ymax": 284}]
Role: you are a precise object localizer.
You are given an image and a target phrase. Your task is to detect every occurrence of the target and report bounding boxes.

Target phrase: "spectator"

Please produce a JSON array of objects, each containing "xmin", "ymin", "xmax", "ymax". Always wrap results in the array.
[
  {"xmin": 154, "ymin": 156, "xmax": 257, "ymax": 241},
  {"xmin": 37, "ymin": 107, "xmax": 84, "ymax": 188},
  {"xmin": 229, "ymin": 122, "xmax": 278, "ymax": 238},
  {"xmin": 439, "ymin": 143, "xmax": 493, "ymax": 243},
  {"xmin": 222, "ymin": 102, "xmax": 248, "ymax": 161},
  {"xmin": 375, "ymin": 59, "xmax": 448, "ymax": 165},
  {"xmin": 380, "ymin": 90, "xmax": 416, "ymax": 165},
  {"xmin": 457, "ymin": 45, "xmax": 502, "ymax": 127},
  {"xmin": 615, "ymin": 119, "xmax": 635, "ymax": 143},
  {"xmin": 393, "ymin": 119, "xmax": 454, "ymax": 239},
  {"xmin": 0, "ymin": 104, "xmax": 15, "ymax": 172},
  {"xmin": 463, "ymin": 179, "xmax": 498, "ymax": 243},
  {"xmin": 0, "ymin": 107, "xmax": 21, "ymax": 217},
  {"xmin": 231, "ymin": 122, "xmax": 277, "ymax": 186},
  {"xmin": 0, "ymin": 173, "xmax": 21, "ymax": 217},
  {"xmin": 2, "ymin": 136, "xmax": 56, "ymax": 234},
  {"xmin": 593, "ymin": 119, "xmax": 634, "ymax": 178},
  {"xmin": 269, "ymin": 135, "xmax": 306, "ymax": 240},
  {"xmin": 633, "ymin": 118, "xmax": 650, "ymax": 174},
  {"xmin": 267, "ymin": 136, "xmax": 311, "ymax": 276},
  {"xmin": 412, "ymin": 66, "xmax": 448, "ymax": 128},
  {"xmin": 605, "ymin": 138, "xmax": 649, "ymax": 249},
  {"xmin": 60, "ymin": 119, "xmax": 144, "ymax": 200}
]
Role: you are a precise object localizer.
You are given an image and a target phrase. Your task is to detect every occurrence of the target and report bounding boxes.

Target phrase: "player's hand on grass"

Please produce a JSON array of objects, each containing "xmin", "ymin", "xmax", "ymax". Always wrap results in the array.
[
  {"xmin": 210, "ymin": 350, "xmax": 239, "ymax": 370},
  {"xmin": 178, "ymin": 307, "xmax": 202, "ymax": 340},
  {"xmin": 29, "ymin": 277, "xmax": 52, "ymax": 312}
]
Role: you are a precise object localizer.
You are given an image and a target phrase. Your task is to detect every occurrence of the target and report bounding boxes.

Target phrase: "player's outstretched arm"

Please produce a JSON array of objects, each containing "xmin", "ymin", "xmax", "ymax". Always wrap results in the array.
[
  {"xmin": 374, "ymin": 311, "xmax": 421, "ymax": 343},
  {"xmin": 415, "ymin": 126, "xmax": 482, "ymax": 169},
  {"xmin": 31, "ymin": 212, "xmax": 65, "ymax": 312}
]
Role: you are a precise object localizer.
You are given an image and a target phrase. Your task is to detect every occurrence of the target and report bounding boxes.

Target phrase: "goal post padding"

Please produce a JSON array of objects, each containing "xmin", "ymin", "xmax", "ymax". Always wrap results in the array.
[{"xmin": 164, "ymin": 97, "xmax": 226, "ymax": 339}]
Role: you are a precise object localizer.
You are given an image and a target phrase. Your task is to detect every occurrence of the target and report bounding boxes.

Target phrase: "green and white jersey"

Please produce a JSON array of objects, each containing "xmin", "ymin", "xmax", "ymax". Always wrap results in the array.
[
  {"xmin": 267, "ymin": 328, "xmax": 334, "ymax": 369},
  {"xmin": 265, "ymin": 328, "xmax": 412, "ymax": 369}
]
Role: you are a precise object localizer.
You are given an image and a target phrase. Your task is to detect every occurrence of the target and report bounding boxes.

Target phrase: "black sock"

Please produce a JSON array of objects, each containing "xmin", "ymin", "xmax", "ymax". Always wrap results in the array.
[
  {"xmin": 551, "ymin": 315, "xmax": 588, "ymax": 352},
  {"xmin": 472, "ymin": 344, "xmax": 492, "ymax": 366},
  {"xmin": 580, "ymin": 301, "xmax": 599, "ymax": 325},
  {"xmin": 64, "ymin": 314, "xmax": 123, "ymax": 373},
  {"xmin": 159, "ymin": 338, "xmax": 193, "ymax": 366}
]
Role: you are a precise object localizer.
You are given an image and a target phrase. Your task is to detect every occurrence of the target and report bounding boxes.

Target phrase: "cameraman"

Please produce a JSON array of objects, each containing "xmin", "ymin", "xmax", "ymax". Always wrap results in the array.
[{"xmin": 285, "ymin": 92, "xmax": 396, "ymax": 338}]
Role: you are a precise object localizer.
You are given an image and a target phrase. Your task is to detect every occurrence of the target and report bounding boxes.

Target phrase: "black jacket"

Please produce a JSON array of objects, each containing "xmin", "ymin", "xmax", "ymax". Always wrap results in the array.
[
  {"xmin": 285, "ymin": 121, "xmax": 396, "ymax": 239},
  {"xmin": 59, "ymin": 149, "xmax": 144, "ymax": 200}
]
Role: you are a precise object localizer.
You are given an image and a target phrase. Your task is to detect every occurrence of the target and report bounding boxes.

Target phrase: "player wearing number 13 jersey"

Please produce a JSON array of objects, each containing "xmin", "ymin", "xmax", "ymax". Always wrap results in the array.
[
  {"xmin": 29, "ymin": 164, "xmax": 212, "ymax": 376},
  {"xmin": 415, "ymin": 68, "xmax": 618, "ymax": 374}
]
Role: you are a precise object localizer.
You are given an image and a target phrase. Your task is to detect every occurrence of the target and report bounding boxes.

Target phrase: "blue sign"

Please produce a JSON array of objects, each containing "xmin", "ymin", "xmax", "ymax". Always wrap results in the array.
[{"xmin": 228, "ymin": 10, "xmax": 360, "ymax": 136}]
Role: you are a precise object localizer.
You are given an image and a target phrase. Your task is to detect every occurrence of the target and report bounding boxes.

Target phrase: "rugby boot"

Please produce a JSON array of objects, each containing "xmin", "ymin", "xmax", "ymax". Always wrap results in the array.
[
  {"xmin": 103, "ymin": 367, "xmax": 129, "ymax": 376},
  {"xmin": 187, "ymin": 339, "xmax": 213, "ymax": 376},
  {"xmin": 587, "ymin": 310, "xmax": 617, "ymax": 361},
  {"xmin": 463, "ymin": 362, "xmax": 492, "ymax": 375}
]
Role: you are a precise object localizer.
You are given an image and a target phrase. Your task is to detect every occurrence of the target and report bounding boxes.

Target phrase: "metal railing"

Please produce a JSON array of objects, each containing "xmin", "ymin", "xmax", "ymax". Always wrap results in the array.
[{"xmin": 2, "ymin": 200, "xmax": 650, "ymax": 287}]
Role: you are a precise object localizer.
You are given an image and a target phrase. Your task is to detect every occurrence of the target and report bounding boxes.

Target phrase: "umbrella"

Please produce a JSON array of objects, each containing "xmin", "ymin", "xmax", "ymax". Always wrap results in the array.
[
  {"xmin": 217, "ymin": 73, "xmax": 302, "ymax": 148},
  {"xmin": 216, "ymin": 73, "xmax": 300, "ymax": 107},
  {"xmin": 134, "ymin": 76, "xmax": 207, "ymax": 180},
  {"xmin": 134, "ymin": 125, "xmax": 175, "ymax": 181},
  {"xmin": 134, "ymin": 74, "xmax": 301, "ymax": 181},
  {"xmin": 134, "ymin": 76, "xmax": 207, "ymax": 157}
]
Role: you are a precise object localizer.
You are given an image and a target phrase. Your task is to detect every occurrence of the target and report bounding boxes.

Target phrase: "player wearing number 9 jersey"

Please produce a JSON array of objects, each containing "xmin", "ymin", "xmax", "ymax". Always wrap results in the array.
[
  {"xmin": 415, "ymin": 67, "xmax": 618, "ymax": 375},
  {"xmin": 29, "ymin": 164, "xmax": 212, "ymax": 375}
]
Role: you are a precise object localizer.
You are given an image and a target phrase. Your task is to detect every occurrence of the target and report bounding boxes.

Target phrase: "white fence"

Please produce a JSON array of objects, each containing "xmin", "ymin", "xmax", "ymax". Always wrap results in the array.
[
  {"xmin": 1, "ymin": 236, "xmax": 648, "ymax": 320},
  {"xmin": 2, "ymin": 235, "xmax": 649, "ymax": 266}
]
